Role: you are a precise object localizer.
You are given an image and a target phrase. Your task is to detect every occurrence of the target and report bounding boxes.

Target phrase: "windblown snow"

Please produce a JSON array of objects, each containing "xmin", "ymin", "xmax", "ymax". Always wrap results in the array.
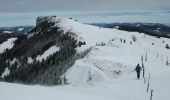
[
  {"xmin": 0, "ymin": 38, "xmax": 17, "ymax": 53},
  {"xmin": 1, "ymin": 17, "xmax": 170, "ymax": 100}
]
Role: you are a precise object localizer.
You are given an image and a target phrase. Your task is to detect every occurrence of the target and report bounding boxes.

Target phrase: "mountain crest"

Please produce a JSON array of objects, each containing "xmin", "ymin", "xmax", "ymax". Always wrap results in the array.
[{"xmin": 36, "ymin": 16, "xmax": 56, "ymax": 26}]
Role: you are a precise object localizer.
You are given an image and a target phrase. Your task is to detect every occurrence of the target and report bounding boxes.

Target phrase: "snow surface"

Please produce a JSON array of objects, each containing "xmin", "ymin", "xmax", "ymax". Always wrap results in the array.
[
  {"xmin": 0, "ymin": 38, "xmax": 17, "ymax": 53},
  {"xmin": 114, "ymin": 26, "xmax": 119, "ymax": 29},
  {"xmin": 56, "ymin": 17, "xmax": 170, "ymax": 99},
  {"xmin": 0, "ymin": 82, "xmax": 113, "ymax": 100},
  {"xmin": 1, "ymin": 17, "xmax": 170, "ymax": 100},
  {"xmin": 10, "ymin": 58, "xmax": 18, "ymax": 66},
  {"xmin": 28, "ymin": 57, "xmax": 33, "ymax": 64},
  {"xmin": 36, "ymin": 46, "xmax": 60, "ymax": 62},
  {"xmin": 18, "ymin": 28, "xmax": 24, "ymax": 31},
  {"xmin": 3, "ymin": 31, "xmax": 13, "ymax": 34},
  {"xmin": 136, "ymin": 24, "xmax": 141, "ymax": 27},
  {"xmin": 1, "ymin": 68, "xmax": 10, "ymax": 77}
]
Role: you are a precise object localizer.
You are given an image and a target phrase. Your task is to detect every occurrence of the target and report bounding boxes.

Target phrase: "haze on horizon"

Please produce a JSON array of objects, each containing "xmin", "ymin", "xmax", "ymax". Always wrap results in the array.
[{"xmin": 0, "ymin": 0, "xmax": 170, "ymax": 27}]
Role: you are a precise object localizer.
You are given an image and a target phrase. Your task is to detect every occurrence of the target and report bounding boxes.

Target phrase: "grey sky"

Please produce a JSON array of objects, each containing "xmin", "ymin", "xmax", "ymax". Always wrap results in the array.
[
  {"xmin": 0, "ymin": 0, "xmax": 170, "ymax": 12},
  {"xmin": 0, "ymin": 0, "xmax": 170, "ymax": 26}
]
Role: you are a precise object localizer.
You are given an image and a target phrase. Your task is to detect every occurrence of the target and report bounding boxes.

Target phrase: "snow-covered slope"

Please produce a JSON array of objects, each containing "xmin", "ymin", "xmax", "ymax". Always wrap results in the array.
[
  {"xmin": 0, "ymin": 82, "xmax": 113, "ymax": 100},
  {"xmin": 0, "ymin": 38, "xmax": 17, "ymax": 53},
  {"xmin": 1, "ymin": 17, "xmax": 170, "ymax": 100},
  {"xmin": 36, "ymin": 46, "xmax": 60, "ymax": 62},
  {"xmin": 57, "ymin": 17, "xmax": 170, "ymax": 99}
]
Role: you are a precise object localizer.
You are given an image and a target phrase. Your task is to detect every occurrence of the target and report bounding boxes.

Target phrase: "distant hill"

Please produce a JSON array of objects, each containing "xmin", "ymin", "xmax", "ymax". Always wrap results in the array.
[
  {"xmin": 91, "ymin": 23, "xmax": 170, "ymax": 38},
  {"xmin": 0, "ymin": 26, "xmax": 34, "ymax": 36}
]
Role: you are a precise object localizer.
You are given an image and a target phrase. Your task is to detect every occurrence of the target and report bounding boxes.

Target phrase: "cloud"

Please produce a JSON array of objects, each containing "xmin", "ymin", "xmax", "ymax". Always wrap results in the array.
[
  {"xmin": 0, "ymin": 0, "xmax": 170, "ymax": 12},
  {"xmin": 0, "ymin": 0, "xmax": 170, "ymax": 27}
]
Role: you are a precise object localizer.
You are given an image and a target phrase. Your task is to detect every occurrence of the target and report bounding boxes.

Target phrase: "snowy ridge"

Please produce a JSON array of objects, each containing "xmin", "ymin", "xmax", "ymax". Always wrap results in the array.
[
  {"xmin": 56, "ymin": 17, "xmax": 170, "ymax": 99},
  {"xmin": 34, "ymin": 16, "xmax": 170, "ymax": 86},
  {"xmin": 1, "ymin": 17, "xmax": 170, "ymax": 100}
]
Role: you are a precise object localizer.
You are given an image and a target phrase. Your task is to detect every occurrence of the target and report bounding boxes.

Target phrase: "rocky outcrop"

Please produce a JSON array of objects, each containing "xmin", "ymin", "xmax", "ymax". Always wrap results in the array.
[{"xmin": 36, "ymin": 16, "xmax": 56, "ymax": 26}]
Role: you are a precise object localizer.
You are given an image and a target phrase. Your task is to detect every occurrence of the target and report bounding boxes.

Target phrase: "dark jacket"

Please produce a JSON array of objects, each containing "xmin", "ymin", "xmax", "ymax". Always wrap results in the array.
[{"xmin": 135, "ymin": 64, "xmax": 141, "ymax": 73}]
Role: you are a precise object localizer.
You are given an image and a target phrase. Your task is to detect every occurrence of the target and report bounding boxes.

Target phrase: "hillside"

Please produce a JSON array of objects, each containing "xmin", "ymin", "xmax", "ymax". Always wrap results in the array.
[
  {"xmin": 0, "ymin": 16, "xmax": 88, "ymax": 85},
  {"xmin": 0, "ymin": 16, "xmax": 170, "ymax": 100},
  {"xmin": 0, "ymin": 26, "xmax": 34, "ymax": 36},
  {"xmin": 91, "ymin": 23, "xmax": 170, "ymax": 38}
]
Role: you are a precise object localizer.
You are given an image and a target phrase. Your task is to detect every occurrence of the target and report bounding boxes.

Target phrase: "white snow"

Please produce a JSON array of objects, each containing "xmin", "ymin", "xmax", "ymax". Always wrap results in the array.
[
  {"xmin": 36, "ymin": 46, "xmax": 60, "ymax": 62},
  {"xmin": 18, "ymin": 28, "xmax": 24, "ymax": 31},
  {"xmin": 1, "ymin": 17, "xmax": 170, "ymax": 100},
  {"xmin": 27, "ymin": 32, "xmax": 37, "ymax": 38},
  {"xmin": 157, "ymin": 27, "xmax": 161, "ymax": 30},
  {"xmin": 56, "ymin": 18, "xmax": 170, "ymax": 100},
  {"xmin": 0, "ymin": 38, "xmax": 17, "ymax": 53},
  {"xmin": 136, "ymin": 24, "xmax": 141, "ymax": 27},
  {"xmin": 10, "ymin": 58, "xmax": 18, "ymax": 65},
  {"xmin": 3, "ymin": 31, "xmax": 13, "ymax": 34},
  {"xmin": 0, "ymin": 82, "xmax": 113, "ymax": 100},
  {"xmin": 1, "ymin": 68, "xmax": 10, "ymax": 77},
  {"xmin": 28, "ymin": 57, "xmax": 33, "ymax": 64},
  {"xmin": 115, "ymin": 26, "xmax": 119, "ymax": 29}
]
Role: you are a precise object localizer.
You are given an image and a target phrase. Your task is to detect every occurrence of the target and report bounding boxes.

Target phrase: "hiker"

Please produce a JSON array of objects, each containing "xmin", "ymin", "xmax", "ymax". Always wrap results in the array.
[{"xmin": 135, "ymin": 64, "xmax": 141, "ymax": 79}]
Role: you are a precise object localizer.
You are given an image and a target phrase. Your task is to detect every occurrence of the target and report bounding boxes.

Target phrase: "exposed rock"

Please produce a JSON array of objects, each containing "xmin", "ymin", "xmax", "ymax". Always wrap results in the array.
[{"xmin": 36, "ymin": 16, "xmax": 56, "ymax": 26}]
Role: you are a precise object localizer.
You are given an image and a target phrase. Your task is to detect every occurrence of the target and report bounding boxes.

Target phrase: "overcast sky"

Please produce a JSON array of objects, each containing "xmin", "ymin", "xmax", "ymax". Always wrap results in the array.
[
  {"xmin": 0, "ymin": 0, "xmax": 170, "ymax": 26},
  {"xmin": 0, "ymin": 0, "xmax": 170, "ymax": 12}
]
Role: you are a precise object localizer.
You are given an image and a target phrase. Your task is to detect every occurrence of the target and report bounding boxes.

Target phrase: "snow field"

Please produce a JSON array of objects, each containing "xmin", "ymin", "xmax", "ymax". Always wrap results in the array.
[{"xmin": 1, "ymin": 17, "xmax": 170, "ymax": 100}]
